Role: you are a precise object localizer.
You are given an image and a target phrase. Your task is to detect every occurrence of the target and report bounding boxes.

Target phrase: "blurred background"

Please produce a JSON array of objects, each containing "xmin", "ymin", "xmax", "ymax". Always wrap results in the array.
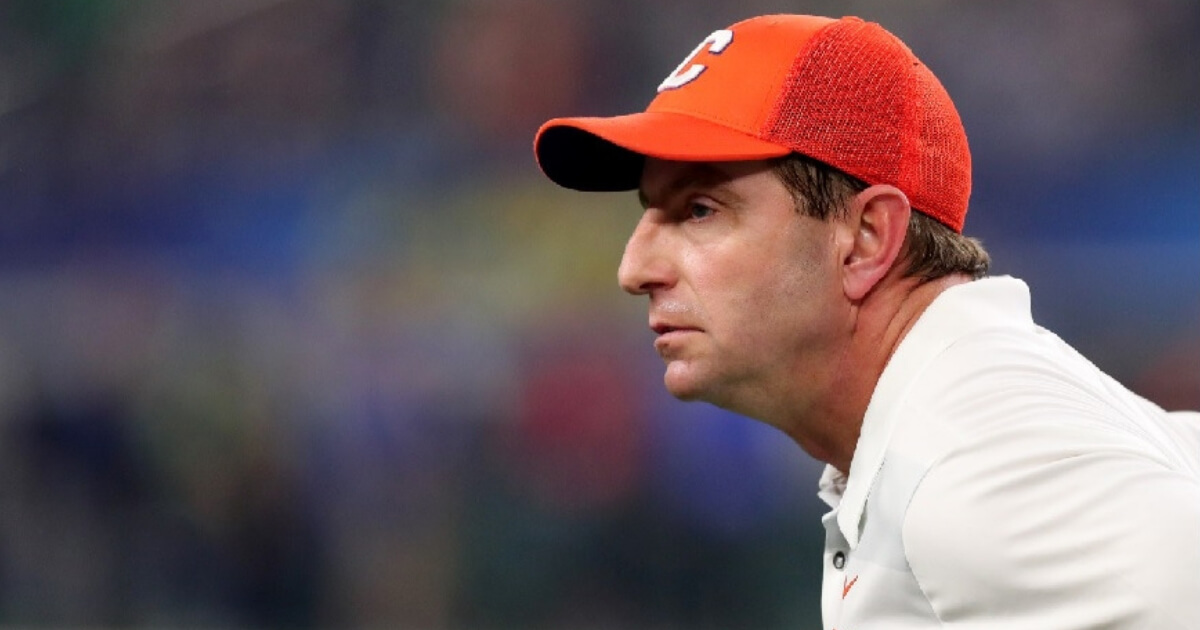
[{"xmin": 0, "ymin": 0, "xmax": 1195, "ymax": 628}]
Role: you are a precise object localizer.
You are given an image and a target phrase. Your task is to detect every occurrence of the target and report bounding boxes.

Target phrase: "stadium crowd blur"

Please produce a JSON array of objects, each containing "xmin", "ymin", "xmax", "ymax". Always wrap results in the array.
[{"xmin": 0, "ymin": 0, "xmax": 1195, "ymax": 627}]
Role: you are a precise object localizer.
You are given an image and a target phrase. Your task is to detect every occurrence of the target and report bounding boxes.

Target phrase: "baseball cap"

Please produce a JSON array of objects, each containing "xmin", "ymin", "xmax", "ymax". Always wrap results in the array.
[{"xmin": 533, "ymin": 14, "xmax": 972, "ymax": 232}]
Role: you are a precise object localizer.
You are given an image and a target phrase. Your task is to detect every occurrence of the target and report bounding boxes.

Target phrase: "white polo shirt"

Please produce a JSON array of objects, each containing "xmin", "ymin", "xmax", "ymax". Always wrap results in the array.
[{"xmin": 819, "ymin": 276, "xmax": 1200, "ymax": 630}]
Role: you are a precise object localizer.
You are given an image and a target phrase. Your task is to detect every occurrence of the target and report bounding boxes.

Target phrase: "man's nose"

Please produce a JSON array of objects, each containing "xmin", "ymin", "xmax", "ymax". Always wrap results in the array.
[{"xmin": 618, "ymin": 213, "xmax": 673, "ymax": 296}]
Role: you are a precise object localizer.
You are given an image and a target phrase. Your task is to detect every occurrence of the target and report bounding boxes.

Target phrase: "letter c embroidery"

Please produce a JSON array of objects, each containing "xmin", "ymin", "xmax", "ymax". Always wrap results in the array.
[{"xmin": 657, "ymin": 29, "xmax": 734, "ymax": 92}]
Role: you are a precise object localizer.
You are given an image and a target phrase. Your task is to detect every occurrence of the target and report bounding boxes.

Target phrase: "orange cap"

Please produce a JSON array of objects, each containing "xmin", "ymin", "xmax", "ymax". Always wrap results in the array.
[{"xmin": 534, "ymin": 15, "xmax": 972, "ymax": 232}]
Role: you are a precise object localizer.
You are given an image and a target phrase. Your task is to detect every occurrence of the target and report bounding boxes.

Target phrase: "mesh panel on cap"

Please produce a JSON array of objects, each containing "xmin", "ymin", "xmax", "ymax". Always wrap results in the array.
[
  {"xmin": 913, "ymin": 63, "xmax": 971, "ymax": 231},
  {"xmin": 760, "ymin": 17, "xmax": 970, "ymax": 231},
  {"xmin": 762, "ymin": 19, "xmax": 910, "ymax": 186}
]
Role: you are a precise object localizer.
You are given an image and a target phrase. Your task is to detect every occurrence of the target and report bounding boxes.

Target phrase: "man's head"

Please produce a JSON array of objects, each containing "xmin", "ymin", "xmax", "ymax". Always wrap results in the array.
[
  {"xmin": 620, "ymin": 156, "xmax": 903, "ymax": 416},
  {"xmin": 532, "ymin": 14, "xmax": 986, "ymax": 439}
]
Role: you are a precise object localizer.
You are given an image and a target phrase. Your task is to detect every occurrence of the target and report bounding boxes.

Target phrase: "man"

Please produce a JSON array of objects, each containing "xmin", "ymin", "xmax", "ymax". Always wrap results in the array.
[{"xmin": 532, "ymin": 13, "xmax": 1200, "ymax": 630}]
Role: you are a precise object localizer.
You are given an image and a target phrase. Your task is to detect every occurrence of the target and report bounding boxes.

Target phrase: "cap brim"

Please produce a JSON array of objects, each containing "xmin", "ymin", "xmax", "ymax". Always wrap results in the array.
[{"xmin": 534, "ymin": 112, "xmax": 791, "ymax": 192}]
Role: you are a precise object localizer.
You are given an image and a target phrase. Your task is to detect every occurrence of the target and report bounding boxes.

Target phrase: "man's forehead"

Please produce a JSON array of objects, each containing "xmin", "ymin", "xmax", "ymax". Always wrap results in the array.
[{"xmin": 637, "ymin": 159, "xmax": 769, "ymax": 207}]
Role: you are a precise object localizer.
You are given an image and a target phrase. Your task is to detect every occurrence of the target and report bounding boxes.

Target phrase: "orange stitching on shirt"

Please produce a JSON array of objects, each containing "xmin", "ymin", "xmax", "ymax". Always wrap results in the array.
[{"xmin": 842, "ymin": 574, "xmax": 859, "ymax": 599}]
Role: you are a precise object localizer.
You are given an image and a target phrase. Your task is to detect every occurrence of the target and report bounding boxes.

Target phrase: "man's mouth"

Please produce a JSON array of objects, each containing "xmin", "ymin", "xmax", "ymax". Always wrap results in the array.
[
  {"xmin": 650, "ymin": 321, "xmax": 702, "ymax": 355},
  {"xmin": 651, "ymin": 321, "xmax": 699, "ymax": 336}
]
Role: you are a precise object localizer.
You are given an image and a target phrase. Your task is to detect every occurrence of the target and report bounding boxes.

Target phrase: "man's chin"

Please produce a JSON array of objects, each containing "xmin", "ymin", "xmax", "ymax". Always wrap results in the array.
[{"xmin": 662, "ymin": 364, "xmax": 712, "ymax": 402}]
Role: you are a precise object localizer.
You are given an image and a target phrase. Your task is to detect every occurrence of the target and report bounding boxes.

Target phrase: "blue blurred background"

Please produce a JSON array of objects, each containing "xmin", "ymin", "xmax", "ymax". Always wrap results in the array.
[{"xmin": 0, "ymin": 0, "xmax": 1195, "ymax": 627}]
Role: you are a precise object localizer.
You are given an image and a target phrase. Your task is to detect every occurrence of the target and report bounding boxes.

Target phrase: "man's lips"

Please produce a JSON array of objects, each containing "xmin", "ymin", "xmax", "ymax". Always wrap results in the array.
[
  {"xmin": 650, "ymin": 321, "xmax": 702, "ymax": 353},
  {"xmin": 650, "ymin": 321, "xmax": 701, "ymax": 336}
]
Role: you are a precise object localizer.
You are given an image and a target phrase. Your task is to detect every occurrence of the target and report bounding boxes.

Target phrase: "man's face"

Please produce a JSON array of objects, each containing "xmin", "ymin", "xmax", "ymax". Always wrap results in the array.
[{"xmin": 620, "ymin": 158, "xmax": 848, "ymax": 413}]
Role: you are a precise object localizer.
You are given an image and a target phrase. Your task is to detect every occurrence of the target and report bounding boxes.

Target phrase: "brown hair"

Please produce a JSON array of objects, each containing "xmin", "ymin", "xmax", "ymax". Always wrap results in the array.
[{"xmin": 770, "ymin": 153, "xmax": 989, "ymax": 281}]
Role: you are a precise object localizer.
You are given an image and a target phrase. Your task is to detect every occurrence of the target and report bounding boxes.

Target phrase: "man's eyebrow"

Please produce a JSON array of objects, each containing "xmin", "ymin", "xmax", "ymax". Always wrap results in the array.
[{"xmin": 638, "ymin": 163, "xmax": 732, "ymax": 209}]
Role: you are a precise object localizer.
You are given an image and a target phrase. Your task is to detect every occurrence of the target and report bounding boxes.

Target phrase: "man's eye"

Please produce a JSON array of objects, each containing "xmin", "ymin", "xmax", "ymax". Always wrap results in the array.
[{"xmin": 689, "ymin": 202, "xmax": 715, "ymax": 220}]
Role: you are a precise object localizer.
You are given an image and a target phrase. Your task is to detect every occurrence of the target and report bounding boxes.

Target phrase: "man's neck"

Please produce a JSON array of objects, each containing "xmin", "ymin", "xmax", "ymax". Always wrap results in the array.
[{"xmin": 788, "ymin": 272, "xmax": 973, "ymax": 474}]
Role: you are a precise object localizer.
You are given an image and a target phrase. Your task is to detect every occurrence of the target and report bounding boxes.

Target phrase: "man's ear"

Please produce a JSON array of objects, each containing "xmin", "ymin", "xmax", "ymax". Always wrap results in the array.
[{"xmin": 839, "ymin": 185, "xmax": 911, "ymax": 301}]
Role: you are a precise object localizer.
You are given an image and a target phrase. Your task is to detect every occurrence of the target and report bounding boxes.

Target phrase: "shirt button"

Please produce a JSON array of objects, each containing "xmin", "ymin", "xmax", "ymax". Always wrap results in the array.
[{"xmin": 833, "ymin": 551, "xmax": 846, "ymax": 569}]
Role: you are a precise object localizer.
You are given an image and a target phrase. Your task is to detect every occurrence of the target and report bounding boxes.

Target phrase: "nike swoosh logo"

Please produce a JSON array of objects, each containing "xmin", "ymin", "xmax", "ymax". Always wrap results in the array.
[{"xmin": 842, "ymin": 575, "xmax": 859, "ymax": 599}]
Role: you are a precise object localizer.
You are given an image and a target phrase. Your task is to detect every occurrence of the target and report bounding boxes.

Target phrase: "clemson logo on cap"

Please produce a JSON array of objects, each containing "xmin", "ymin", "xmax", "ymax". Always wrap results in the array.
[{"xmin": 657, "ymin": 29, "xmax": 734, "ymax": 92}]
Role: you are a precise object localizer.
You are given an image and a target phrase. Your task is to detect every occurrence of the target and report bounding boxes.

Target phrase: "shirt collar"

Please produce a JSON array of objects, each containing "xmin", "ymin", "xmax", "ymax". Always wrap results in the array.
[{"xmin": 820, "ymin": 276, "xmax": 1034, "ymax": 548}]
